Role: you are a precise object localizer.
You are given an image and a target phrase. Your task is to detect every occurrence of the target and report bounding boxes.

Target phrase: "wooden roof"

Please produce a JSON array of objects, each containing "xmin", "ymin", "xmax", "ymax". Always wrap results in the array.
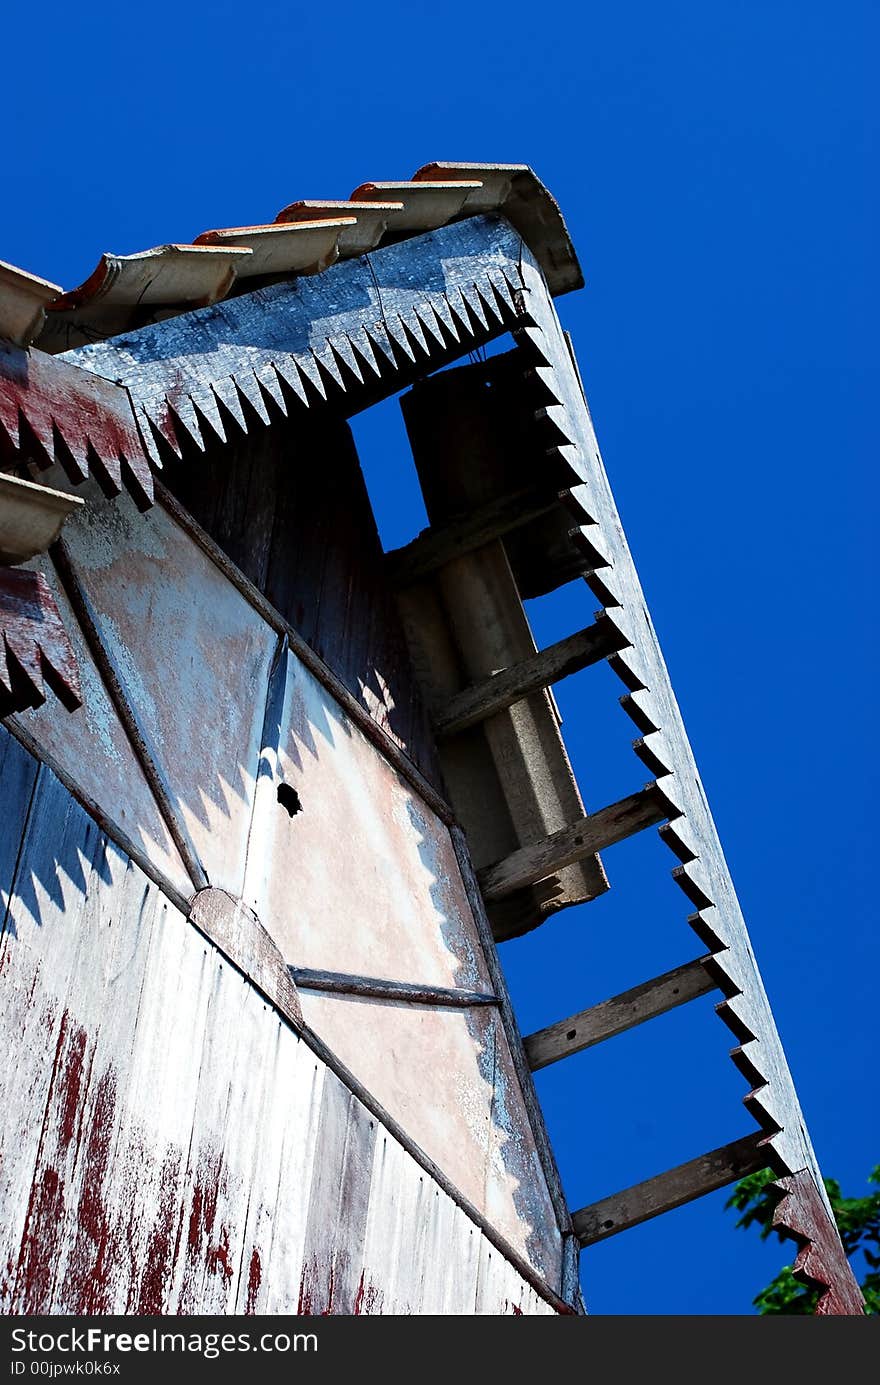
[{"xmin": 0, "ymin": 162, "xmax": 581, "ymax": 352}]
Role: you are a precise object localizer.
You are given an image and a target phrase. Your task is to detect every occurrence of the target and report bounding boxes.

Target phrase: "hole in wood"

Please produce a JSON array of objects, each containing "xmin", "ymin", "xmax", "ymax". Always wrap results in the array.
[
  {"xmin": 566, "ymin": 1029, "xmax": 577, "ymax": 1041},
  {"xmin": 602, "ymin": 1219, "xmax": 615, "ymax": 1230},
  {"xmin": 277, "ymin": 783, "xmax": 303, "ymax": 818}
]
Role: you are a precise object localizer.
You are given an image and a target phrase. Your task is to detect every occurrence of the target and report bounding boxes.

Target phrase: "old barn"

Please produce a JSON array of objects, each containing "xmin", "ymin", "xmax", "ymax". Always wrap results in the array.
[{"xmin": 0, "ymin": 163, "xmax": 862, "ymax": 1314}]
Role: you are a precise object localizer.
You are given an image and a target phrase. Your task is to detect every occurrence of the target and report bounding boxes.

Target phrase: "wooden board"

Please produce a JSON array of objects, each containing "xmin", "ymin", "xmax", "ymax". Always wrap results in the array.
[
  {"xmin": 478, "ymin": 784, "xmax": 674, "ymax": 900},
  {"xmin": 434, "ymin": 614, "xmax": 627, "ymax": 737},
  {"xmin": 0, "ymin": 756, "xmax": 562, "ymax": 1314},
  {"xmin": 572, "ymin": 1133, "xmax": 768, "ymax": 1246},
  {"xmin": 523, "ymin": 957, "xmax": 717, "ymax": 1070},
  {"xmin": 53, "ymin": 479, "xmax": 277, "ymax": 897}
]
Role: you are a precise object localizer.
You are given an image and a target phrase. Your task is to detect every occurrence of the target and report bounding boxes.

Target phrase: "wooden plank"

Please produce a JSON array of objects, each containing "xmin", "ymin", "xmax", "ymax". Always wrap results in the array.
[
  {"xmin": 571, "ymin": 1133, "xmax": 769, "ymax": 1246},
  {"xmin": 523, "ymin": 957, "xmax": 717, "ymax": 1071},
  {"xmin": 478, "ymin": 783, "xmax": 676, "ymax": 901},
  {"xmin": 385, "ymin": 487, "xmax": 560, "ymax": 587},
  {"xmin": 51, "ymin": 540, "xmax": 208, "ymax": 892},
  {"xmin": 433, "ymin": 614, "xmax": 627, "ymax": 737},
  {"xmin": 290, "ymin": 968, "xmax": 498, "ymax": 1008}
]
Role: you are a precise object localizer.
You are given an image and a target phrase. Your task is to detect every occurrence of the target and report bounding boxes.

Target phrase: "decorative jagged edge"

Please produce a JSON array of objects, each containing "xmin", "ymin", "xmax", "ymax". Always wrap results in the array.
[
  {"xmin": 0, "ymin": 338, "xmax": 154, "ymax": 510},
  {"xmin": 0, "ymin": 566, "xmax": 82, "ymax": 717},
  {"xmin": 62, "ymin": 216, "xmax": 526, "ymax": 469},
  {"xmin": 512, "ymin": 244, "xmax": 863, "ymax": 1311},
  {"xmin": 771, "ymin": 1171, "xmax": 865, "ymax": 1314}
]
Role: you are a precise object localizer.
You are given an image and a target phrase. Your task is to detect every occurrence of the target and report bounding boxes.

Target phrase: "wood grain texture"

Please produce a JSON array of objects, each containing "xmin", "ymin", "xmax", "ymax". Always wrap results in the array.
[
  {"xmin": 0, "ymin": 753, "xmax": 566, "ymax": 1315},
  {"xmin": 0, "ymin": 565, "xmax": 81, "ymax": 716},
  {"xmin": 290, "ymin": 968, "xmax": 498, "ymax": 1009},
  {"xmin": 434, "ymin": 614, "xmax": 628, "ymax": 737},
  {"xmin": 572, "ymin": 1133, "xmax": 768, "ymax": 1246},
  {"xmin": 53, "ymin": 481, "xmax": 277, "ymax": 899},
  {"xmin": 478, "ymin": 783, "xmax": 675, "ymax": 900},
  {"xmin": 523, "ymin": 957, "xmax": 717, "ymax": 1071},
  {"xmin": 189, "ymin": 887, "xmax": 302, "ymax": 1027}
]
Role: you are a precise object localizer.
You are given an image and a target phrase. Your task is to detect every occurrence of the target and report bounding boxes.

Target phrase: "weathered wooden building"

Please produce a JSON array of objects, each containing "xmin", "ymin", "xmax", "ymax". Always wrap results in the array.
[{"xmin": 0, "ymin": 163, "xmax": 863, "ymax": 1315}]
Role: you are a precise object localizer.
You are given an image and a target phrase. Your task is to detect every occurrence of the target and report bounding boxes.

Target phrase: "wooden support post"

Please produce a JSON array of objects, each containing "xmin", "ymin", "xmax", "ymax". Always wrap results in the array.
[
  {"xmin": 523, "ymin": 957, "xmax": 717, "ymax": 1071},
  {"xmin": 385, "ymin": 487, "xmax": 559, "ymax": 586},
  {"xmin": 478, "ymin": 782, "xmax": 676, "ymax": 901},
  {"xmin": 572, "ymin": 1133, "xmax": 769, "ymax": 1246},
  {"xmin": 433, "ymin": 613, "xmax": 628, "ymax": 738}
]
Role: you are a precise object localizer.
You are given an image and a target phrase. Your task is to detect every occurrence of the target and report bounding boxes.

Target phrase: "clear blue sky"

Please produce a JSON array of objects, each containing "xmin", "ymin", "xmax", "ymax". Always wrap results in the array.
[{"xmin": 7, "ymin": 1, "xmax": 876, "ymax": 1314}]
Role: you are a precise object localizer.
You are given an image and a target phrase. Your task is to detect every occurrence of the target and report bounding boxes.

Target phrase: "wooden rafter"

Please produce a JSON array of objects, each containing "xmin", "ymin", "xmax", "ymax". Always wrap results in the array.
[
  {"xmin": 433, "ymin": 613, "xmax": 628, "ymax": 738},
  {"xmin": 523, "ymin": 957, "xmax": 717, "ymax": 1071},
  {"xmin": 572, "ymin": 1134, "xmax": 769, "ymax": 1247}
]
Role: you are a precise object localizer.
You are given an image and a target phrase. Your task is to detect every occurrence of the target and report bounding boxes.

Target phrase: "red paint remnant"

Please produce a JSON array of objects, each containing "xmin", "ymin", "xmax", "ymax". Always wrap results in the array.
[
  {"xmin": 61, "ymin": 1066, "xmax": 118, "ymax": 1314},
  {"xmin": 245, "ymin": 1248, "xmax": 262, "ymax": 1315},
  {"xmin": 297, "ymin": 1259, "xmax": 335, "ymax": 1315},
  {"xmin": 206, "ymin": 1227, "xmax": 234, "ymax": 1286},
  {"xmin": 509, "ymin": 1302, "xmax": 524, "ymax": 1315},
  {"xmin": 15, "ymin": 1166, "xmax": 65, "ymax": 1314},
  {"xmin": 352, "ymin": 1270, "xmax": 383, "ymax": 1316},
  {"xmin": 773, "ymin": 1170, "xmax": 866, "ymax": 1316},
  {"xmin": 135, "ymin": 1147, "xmax": 182, "ymax": 1314},
  {"xmin": 57, "ymin": 1015, "xmax": 88, "ymax": 1150},
  {"xmin": 188, "ymin": 1151, "xmax": 224, "ymax": 1256},
  {"xmin": 0, "ymin": 567, "xmax": 83, "ymax": 717},
  {"xmin": 0, "ymin": 340, "xmax": 153, "ymax": 509}
]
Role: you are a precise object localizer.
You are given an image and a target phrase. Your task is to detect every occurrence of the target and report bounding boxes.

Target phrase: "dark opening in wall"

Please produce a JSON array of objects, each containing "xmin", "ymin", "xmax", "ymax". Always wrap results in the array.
[{"xmin": 277, "ymin": 783, "xmax": 303, "ymax": 818}]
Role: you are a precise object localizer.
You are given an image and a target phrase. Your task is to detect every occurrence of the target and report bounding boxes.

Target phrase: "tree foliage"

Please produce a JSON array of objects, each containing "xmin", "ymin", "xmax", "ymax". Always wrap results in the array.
[{"xmin": 726, "ymin": 1165, "xmax": 880, "ymax": 1314}]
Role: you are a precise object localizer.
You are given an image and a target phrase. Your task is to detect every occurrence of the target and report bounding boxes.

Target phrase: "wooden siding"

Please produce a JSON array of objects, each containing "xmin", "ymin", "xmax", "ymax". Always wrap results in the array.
[
  {"xmin": 1, "ymin": 469, "xmax": 565, "ymax": 1290},
  {"xmin": 48, "ymin": 478, "xmax": 279, "ymax": 897},
  {"xmin": 162, "ymin": 414, "xmax": 442, "ymax": 787},
  {"xmin": 0, "ymin": 730, "xmax": 557, "ymax": 1314}
]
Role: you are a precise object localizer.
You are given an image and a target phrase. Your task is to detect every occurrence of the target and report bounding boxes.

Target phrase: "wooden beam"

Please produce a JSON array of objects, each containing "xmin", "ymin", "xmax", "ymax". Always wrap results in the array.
[
  {"xmin": 523, "ymin": 957, "xmax": 717, "ymax": 1071},
  {"xmin": 572, "ymin": 1132, "xmax": 769, "ymax": 1246},
  {"xmin": 433, "ymin": 613, "xmax": 628, "ymax": 737},
  {"xmin": 478, "ymin": 782, "xmax": 676, "ymax": 901},
  {"xmin": 289, "ymin": 967, "xmax": 498, "ymax": 1009},
  {"xmin": 385, "ymin": 487, "xmax": 560, "ymax": 586}
]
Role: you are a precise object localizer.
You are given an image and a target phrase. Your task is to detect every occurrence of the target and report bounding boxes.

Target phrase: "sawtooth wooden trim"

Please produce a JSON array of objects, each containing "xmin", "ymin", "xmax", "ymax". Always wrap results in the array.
[
  {"xmin": 50, "ymin": 539, "xmax": 209, "ymax": 891},
  {"xmin": 385, "ymin": 487, "xmax": 560, "ymax": 587},
  {"xmin": 523, "ymin": 957, "xmax": 718, "ymax": 1071},
  {"xmin": 478, "ymin": 783, "xmax": 677, "ymax": 901},
  {"xmin": 290, "ymin": 967, "xmax": 499, "ymax": 1009},
  {"xmin": 0, "ymin": 566, "xmax": 82, "ymax": 717},
  {"xmin": 433, "ymin": 613, "xmax": 628, "ymax": 737},
  {"xmin": 572, "ymin": 1132, "xmax": 770, "ymax": 1246},
  {"xmin": 65, "ymin": 217, "xmax": 527, "ymax": 468}
]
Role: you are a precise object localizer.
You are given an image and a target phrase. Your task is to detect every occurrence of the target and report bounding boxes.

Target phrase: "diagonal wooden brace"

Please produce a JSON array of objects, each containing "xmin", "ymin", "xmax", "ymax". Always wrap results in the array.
[{"xmin": 478, "ymin": 781, "xmax": 678, "ymax": 901}]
